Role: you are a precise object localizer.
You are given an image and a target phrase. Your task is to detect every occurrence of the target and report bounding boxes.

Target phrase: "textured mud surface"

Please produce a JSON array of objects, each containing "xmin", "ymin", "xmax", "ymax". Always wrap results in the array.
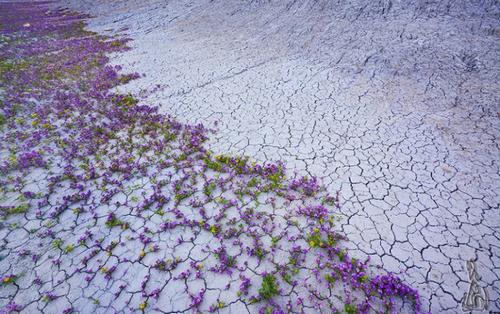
[
  {"xmin": 0, "ymin": 2, "xmax": 422, "ymax": 314},
  {"xmin": 53, "ymin": 1, "xmax": 500, "ymax": 313},
  {"xmin": 1, "ymin": 0, "xmax": 499, "ymax": 313}
]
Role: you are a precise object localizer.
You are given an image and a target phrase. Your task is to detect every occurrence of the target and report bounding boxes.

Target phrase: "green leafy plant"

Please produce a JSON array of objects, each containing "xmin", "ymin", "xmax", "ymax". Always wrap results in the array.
[
  {"xmin": 344, "ymin": 303, "xmax": 358, "ymax": 314},
  {"xmin": 52, "ymin": 238, "xmax": 64, "ymax": 250},
  {"xmin": 2, "ymin": 203, "xmax": 29, "ymax": 217},
  {"xmin": 258, "ymin": 274, "xmax": 279, "ymax": 300},
  {"xmin": 307, "ymin": 229, "xmax": 323, "ymax": 248}
]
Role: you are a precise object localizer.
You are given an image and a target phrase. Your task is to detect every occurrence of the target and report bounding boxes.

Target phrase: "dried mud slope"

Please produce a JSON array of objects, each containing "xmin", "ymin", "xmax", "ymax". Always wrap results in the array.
[{"xmin": 53, "ymin": 0, "xmax": 500, "ymax": 312}]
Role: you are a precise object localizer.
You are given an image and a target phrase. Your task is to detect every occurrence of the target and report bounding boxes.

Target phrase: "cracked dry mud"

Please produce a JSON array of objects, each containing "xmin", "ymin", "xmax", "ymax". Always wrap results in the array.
[
  {"xmin": 1, "ymin": 0, "xmax": 499, "ymax": 313},
  {"xmin": 57, "ymin": 1, "xmax": 499, "ymax": 312}
]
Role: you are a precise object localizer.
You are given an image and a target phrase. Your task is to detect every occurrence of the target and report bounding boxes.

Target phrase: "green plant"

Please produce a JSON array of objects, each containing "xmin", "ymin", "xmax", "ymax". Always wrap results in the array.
[
  {"xmin": 2, "ymin": 203, "xmax": 29, "ymax": 217},
  {"xmin": 52, "ymin": 238, "xmax": 64, "ymax": 250},
  {"xmin": 174, "ymin": 191, "xmax": 192, "ymax": 203},
  {"xmin": 344, "ymin": 303, "xmax": 358, "ymax": 314},
  {"xmin": 209, "ymin": 224, "xmax": 219, "ymax": 235},
  {"xmin": 64, "ymin": 244, "xmax": 74, "ymax": 254},
  {"xmin": 255, "ymin": 247, "xmax": 265, "ymax": 260},
  {"xmin": 247, "ymin": 177, "xmax": 260, "ymax": 188},
  {"xmin": 258, "ymin": 274, "xmax": 279, "ymax": 300},
  {"xmin": 307, "ymin": 229, "xmax": 323, "ymax": 248},
  {"xmin": 337, "ymin": 249, "xmax": 346, "ymax": 261},
  {"xmin": 203, "ymin": 155, "xmax": 223, "ymax": 172},
  {"xmin": 204, "ymin": 181, "xmax": 216, "ymax": 196},
  {"xmin": 105, "ymin": 215, "xmax": 124, "ymax": 228},
  {"xmin": 267, "ymin": 172, "xmax": 283, "ymax": 189}
]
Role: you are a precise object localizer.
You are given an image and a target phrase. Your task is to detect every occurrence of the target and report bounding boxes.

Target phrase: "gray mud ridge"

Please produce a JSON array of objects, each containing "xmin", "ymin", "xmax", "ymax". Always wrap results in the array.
[{"xmin": 58, "ymin": 0, "xmax": 500, "ymax": 313}]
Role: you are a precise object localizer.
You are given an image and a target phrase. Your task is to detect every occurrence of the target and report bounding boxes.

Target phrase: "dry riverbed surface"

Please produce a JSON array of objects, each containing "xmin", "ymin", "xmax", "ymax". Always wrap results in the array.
[{"xmin": 1, "ymin": 1, "xmax": 499, "ymax": 313}]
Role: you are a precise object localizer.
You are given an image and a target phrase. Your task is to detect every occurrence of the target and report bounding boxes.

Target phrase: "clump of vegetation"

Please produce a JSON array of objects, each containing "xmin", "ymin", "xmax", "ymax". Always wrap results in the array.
[
  {"xmin": 174, "ymin": 191, "xmax": 192, "ymax": 203},
  {"xmin": 52, "ymin": 238, "xmax": 64, "ymax": 250},
  {"xmin": 204, "ymin": 181, "xmax": 217, "ymax": 196},
  {"xmin": 258, "ymin": 274, "xmax": 279, "ymax": 300},
  {"xmin": 203, "ymin": 154, "xmax": 223, "ymax": 172},
  {"xmin": 115, "ymin": 94, "xmax": 138, "ymax": 108},
  {"xmin": 105, "ymin": 213, "xmax": 125, "ymax": 228},
  {"xmin": 64, "ymin": 244, "xmax": 74, "ymax": 254},
  {"xmin": 307, "ymin": 228, "xmax": 323, "ymax": 248},
  {"xmin": 255, "ymin": 247, "xmax": 265, "ymax": 260},
  {"xmin": 209, "ymin": 224, "xmax": 219, "ymax": 235},
  {"xmin": 267, "ymin": 171, "xmax": 284, "ymax": 189},
  {"xmin": 1, "ymin": 274, "xmax": 17, "ymax": 285},
  {"xmin": 344, "ymin": 303, "xmax": 358, "ymax": 314},
  {"xmin": 1, "ymin": 203, "xmax": 29, "ymax": 217},
  {"xmin": 247, "ymin": 177, "xmax": 260, "ymax": 188},
  {"xmin": 208, "ymin": 300, "xmax": 225, "ymax": 312},
  {"xmin": 138, "ymin": 301, "xmax": 147, "ymax": 311}
]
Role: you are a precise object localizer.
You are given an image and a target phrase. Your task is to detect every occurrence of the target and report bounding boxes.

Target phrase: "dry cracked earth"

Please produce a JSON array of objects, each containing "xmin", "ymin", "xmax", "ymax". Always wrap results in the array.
[{"xmin": 2, "ymin": 0, "xmax": 500, "ymax": 313}]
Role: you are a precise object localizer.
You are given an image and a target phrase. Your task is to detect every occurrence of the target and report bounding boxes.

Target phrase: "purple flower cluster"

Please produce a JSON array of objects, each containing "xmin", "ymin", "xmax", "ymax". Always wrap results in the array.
[
  {"xmin": 16, "ymin": 150, "xmax": 46, "ymax": 169},
  {"xmin": 2, "ymin": 301, "xmax": 22, "ymax": 313},
  {"xmin": 298, "ymin": 204, "xmax": 329, "ymax": 219},
  {"xmin": 370, "ymin": 273, "xmax": 422, "ymax": 311},
  {"xmin": 290, "ymin": 176, "xmax": 320, "ymax": 196}
]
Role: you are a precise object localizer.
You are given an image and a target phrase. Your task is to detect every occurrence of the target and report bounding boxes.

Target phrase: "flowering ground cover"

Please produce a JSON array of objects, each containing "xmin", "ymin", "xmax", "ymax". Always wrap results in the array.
[{"xmin": 0, "ymin": 2, "xmax": 423, "ymax": 313}]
